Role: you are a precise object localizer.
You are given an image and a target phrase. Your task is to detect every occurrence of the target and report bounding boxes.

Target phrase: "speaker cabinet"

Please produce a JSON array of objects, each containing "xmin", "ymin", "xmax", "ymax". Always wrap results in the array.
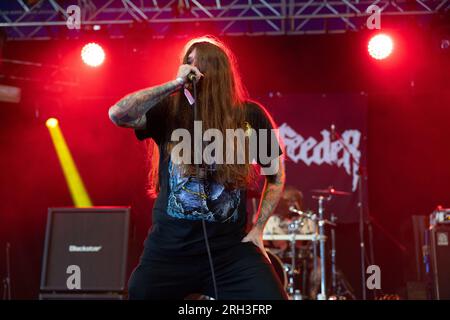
[
  {"xmin": 40, "ymin": 207, "xmax": 130, "ymax": 294},
  {"xmin": 430, "ymin": 224, "xmax": 450, "ymax": 299}
]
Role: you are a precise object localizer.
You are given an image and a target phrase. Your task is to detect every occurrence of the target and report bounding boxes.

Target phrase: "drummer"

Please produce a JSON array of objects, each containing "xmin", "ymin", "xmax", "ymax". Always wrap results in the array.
[{"xmin": 263, "ymin": 186, "xmax": 305, "ymax": 251}]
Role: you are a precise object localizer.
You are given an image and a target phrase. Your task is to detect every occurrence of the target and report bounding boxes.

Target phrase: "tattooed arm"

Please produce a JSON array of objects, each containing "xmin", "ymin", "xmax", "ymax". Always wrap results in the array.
[
  {"xmin": 108, "ymin": 80, "xmax": 182, "ymax": 129},
  {"xmin": 108, "ymin": 64, "xmax": 203, "ymax": 129},
  {"xmin": 255, "ymin": 156, "xmax": 286, "ymax": 231},
  {"xmin": 241, "ymin": 156, "xmax": 285, "ymax": 260}
]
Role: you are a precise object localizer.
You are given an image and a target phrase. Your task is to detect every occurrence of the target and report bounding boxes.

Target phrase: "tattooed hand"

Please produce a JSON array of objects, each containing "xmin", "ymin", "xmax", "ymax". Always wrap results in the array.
[
  {"xmin": 177, "ymin": 64, "xmax": 204, "ymax": 83},
  {"xmin": 241, "ymin": 227, "xmax": 271, "ymax": 262}
]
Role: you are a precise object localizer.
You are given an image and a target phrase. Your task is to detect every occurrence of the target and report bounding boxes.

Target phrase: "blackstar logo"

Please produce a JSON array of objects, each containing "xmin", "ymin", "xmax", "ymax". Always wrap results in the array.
[{"xmin": 68, "ymin": 245, "xmax": 102, "ymax": 253}]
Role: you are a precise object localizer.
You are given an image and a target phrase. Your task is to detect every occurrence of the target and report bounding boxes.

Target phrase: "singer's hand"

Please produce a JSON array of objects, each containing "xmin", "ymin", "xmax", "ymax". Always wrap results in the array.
[
  {"xmin": 176, "ymin": 64, "xmax": 204, "ymax": 83},
  {"xmin": 241, "ymin": 227, "xmax": 271, "ymax": 263}
]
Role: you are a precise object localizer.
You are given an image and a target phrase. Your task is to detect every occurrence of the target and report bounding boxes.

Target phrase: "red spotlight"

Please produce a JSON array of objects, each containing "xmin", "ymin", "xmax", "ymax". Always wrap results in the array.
[
  {"xmin": 81, "ymin": 42, "xmax": 105, "ymax": 67},
  {"xmin": 368, "ymin": 34, "xmax": 394, "ymax": 60}
]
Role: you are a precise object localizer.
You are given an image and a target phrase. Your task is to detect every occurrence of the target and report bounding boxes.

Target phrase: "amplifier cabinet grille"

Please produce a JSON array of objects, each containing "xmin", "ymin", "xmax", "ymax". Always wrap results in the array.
[{"xmin": 40, "ymin": 207, "xmax": 130, "ymax": 292}]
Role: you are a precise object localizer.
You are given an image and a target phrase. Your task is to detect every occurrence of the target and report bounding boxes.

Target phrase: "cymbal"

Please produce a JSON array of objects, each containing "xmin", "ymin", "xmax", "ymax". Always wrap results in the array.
[{"xmin": 311, "ymin": 187, "xmax": 351, "ymax": 196}]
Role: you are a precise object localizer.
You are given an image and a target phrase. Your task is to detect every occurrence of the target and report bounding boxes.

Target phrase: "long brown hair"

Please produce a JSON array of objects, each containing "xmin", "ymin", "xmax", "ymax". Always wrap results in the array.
[{"xmin": 146, "ymin": 36, "xmax": 254, "ymax": 197}]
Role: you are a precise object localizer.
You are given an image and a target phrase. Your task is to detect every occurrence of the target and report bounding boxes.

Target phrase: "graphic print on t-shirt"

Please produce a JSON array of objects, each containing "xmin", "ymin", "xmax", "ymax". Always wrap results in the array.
[{"xmin": 167, "ymin": 160, "xmax": 240, "ymax": 223}]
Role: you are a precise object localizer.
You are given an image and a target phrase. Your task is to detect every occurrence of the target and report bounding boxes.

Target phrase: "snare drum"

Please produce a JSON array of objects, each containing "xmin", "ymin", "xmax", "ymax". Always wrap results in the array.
[{"xmin": 288, "ymin": 217, "xmax": 316, "ymax": 235}]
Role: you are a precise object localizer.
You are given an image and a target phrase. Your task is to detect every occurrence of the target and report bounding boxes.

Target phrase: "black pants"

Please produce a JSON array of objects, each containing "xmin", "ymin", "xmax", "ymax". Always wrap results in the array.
[{"xmin": 128, "ymin": 242, "xmax": 288, "ymax": 300}]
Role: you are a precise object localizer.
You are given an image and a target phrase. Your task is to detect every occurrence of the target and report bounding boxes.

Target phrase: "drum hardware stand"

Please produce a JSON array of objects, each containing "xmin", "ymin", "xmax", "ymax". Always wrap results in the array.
[
  {"xmin": 2, "ymin": 242, "xmax": 11, "ymax": 300},
  {"xmin": 329, "ymin": 213, "xmax": 354, "ymax": 300},
  {"xmin": 367, "ymin": 217, "xmax": 377, "ymax": 299},
  {"xmin": 330, "ymin": 269, "xmax": 357, "ymax": 300},
  {"xmin": 288, "ymin": 206, "xmax": 323, "ymax": 300},
  {"xmin": 330, "ymin": 213, "xmax": 337, "ymax": 295},
  {"xmin": 287, "ymin": 207, "xmax": 318, "ymax": 300},
  {"xmin": 331, "ymin": 124, "xmax": 371, "ymax": 300},
  {"xmin": 312, "ymin": 195, "xmax": 331, "ymax": 300},
  {"xmin": 312, "ymin": 236, "xmax": 318, "ymax": 297},
  {"xmin": 286, "ymin": 220, "xmax": 298, "ymax": 299}
]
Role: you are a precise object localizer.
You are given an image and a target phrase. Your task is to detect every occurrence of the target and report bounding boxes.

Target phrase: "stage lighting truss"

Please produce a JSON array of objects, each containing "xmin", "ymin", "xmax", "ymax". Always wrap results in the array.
[
  {"xmin": 0, "ymin": 0, "xmax": 448, "ymax": 39},
  {"xmin": 0, "ymin": 58, "xmax": 80, "ymax": 91}
]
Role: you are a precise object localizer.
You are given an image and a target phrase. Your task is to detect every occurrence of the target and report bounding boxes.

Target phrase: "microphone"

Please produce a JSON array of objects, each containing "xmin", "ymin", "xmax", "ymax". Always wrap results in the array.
[{"xmin": 187, "ymin": 72, "xmax": 197, "ymax": 82}]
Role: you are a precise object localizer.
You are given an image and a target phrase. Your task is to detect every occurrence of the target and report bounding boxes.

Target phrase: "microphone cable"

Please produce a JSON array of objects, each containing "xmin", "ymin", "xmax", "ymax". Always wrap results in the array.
[{"xmin": 191, "ymin": 75, "xmax": 218, "ymax": 300}]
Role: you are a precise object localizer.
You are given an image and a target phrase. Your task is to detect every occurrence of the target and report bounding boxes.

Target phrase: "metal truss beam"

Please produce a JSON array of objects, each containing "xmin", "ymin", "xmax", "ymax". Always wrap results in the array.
[{"xmin": 0, "ymin": 0, "xmax": 448, "ymax": 39}]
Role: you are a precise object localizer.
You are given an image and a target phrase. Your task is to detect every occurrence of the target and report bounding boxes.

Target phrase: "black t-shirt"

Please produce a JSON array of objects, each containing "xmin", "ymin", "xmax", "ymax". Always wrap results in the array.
[{"xmin": 135, "ymin": 96, "xmax": 281, "ymax": 257}]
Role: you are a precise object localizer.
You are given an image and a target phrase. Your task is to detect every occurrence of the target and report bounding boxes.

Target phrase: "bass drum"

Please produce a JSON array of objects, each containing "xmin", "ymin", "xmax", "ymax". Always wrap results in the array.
[{"xmin": 266, "ymin": 249, "xmax": 288, "ymax": 290}]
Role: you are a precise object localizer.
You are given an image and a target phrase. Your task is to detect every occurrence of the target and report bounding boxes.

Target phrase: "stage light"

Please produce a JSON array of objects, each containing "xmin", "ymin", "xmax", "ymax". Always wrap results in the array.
[
  {"xmin": 46, "ymin": 118, "xmax": 92, "ymax": 207},
  {"xmin": 81, "ymin": 42, "xmax": 105, "ymax": 67},
  {"xmin": 46, "ymin": 118, "xmax": 58, "ymax": 128},
  {"xmin": 368, "ymin": 34, "xmax": 393, "ymax": 60}
]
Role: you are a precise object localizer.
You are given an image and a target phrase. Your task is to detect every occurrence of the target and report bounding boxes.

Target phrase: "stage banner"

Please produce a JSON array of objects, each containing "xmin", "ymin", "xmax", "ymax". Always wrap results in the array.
[{"xmin": 259, "ymin": 93, "xmax": 368, "ymax": 224}]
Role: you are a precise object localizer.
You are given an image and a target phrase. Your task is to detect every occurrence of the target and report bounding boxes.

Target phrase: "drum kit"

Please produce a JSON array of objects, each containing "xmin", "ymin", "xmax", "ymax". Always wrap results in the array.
[{"xmin": 259, "ymin": 186, "xmax": 355, "ymax": 300}]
